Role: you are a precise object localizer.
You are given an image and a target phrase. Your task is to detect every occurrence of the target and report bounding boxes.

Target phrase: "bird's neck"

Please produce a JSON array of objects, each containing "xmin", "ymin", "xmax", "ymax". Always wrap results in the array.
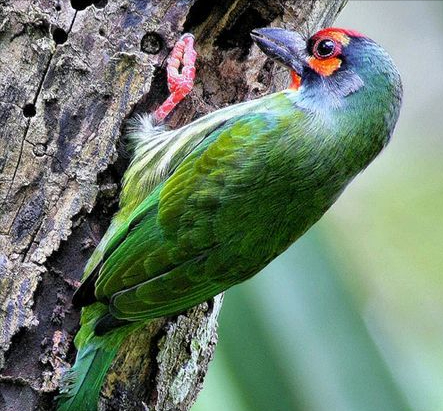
[{"xmin": 293, "ymin": 83, "xmax": 395, "ymax": 174}]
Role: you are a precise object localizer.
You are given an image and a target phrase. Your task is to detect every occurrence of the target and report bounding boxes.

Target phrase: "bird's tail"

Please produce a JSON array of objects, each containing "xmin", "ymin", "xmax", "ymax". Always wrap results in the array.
[{"xmin": 57, "ymin": 304, "xmax": 140, "ymax": 411}]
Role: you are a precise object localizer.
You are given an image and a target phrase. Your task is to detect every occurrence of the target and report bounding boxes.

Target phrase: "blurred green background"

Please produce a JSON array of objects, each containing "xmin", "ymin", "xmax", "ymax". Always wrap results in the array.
[{"xmin": 194, "ymin": 2, "xmax": 443, "ymax": 411}]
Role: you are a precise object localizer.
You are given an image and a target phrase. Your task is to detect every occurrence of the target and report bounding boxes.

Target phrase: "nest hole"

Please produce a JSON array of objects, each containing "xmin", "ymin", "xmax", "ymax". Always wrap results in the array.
[{"xmin": 23, "ymin": 103, "xmax": 36, "ymax": 118}]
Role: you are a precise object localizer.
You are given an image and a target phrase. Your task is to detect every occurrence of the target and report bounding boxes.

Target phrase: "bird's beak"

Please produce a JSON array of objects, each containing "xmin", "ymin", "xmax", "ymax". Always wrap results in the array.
[{"xmin": 251, "ymin": 28, "xmax": 306, "ymax": 77}]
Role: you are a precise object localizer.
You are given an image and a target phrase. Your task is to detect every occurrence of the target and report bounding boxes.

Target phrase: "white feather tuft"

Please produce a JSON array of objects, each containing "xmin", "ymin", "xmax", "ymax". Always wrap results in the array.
[{"xmin": 125, "ymin": 113, "xmax": 167, "ymax": 151}]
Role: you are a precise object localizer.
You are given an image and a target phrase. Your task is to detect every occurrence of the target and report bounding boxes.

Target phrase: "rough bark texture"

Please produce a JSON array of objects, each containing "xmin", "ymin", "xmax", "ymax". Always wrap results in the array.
[{"xmin": 0, "ymin": 0, "xmax": 347, "ymax": 410}]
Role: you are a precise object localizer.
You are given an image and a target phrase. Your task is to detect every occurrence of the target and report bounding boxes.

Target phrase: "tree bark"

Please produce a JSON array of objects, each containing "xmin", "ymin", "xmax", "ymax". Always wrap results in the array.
[{"xmin": 0, "ymin": 0, "xmax": 347, "ymax": 410}]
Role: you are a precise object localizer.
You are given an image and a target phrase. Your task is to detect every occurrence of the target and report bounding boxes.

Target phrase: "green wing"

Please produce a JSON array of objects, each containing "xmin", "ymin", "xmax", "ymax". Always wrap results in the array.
[
  {"xmin": 79, "ymin": 93, "xmax": 283, "ymax": 288},
  {"xmin": 94, "ymin": 112, "xmax": 293, "ymax": 321}
]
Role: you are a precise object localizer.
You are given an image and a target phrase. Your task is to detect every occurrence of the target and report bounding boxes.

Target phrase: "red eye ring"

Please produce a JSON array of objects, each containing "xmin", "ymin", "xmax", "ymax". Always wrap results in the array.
[{"xmin": 313, "ymin": 38, "xmax": 337, "ymax": 59}]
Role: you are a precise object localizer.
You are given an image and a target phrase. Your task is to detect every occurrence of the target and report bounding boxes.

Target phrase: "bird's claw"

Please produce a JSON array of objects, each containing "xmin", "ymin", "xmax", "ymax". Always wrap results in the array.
[{"xmin": 153, "ymin": 33, "xmax": 197, "ymax": 123}]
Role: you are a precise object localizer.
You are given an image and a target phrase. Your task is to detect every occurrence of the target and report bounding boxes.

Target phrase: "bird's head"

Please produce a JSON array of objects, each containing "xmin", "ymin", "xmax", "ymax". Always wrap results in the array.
[{"xmin": 251, "ymin": 27, "xmax": 402, "ymax": 128}]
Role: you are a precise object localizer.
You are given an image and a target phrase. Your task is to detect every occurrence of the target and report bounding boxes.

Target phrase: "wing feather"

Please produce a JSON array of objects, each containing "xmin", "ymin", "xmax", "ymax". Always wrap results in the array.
[{"xmin": 96, "ymin": 113, "xmax": 289, "ymax": 319}]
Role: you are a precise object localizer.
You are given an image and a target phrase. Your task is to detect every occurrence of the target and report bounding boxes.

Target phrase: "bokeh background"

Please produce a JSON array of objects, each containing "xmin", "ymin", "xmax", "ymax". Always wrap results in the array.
[{"xmin": 193, "ymin": 2, "xmax": 443, "ymax": 410}]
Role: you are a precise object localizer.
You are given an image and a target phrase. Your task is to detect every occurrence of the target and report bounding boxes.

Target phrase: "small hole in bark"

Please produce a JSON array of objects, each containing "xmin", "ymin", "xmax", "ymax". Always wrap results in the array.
[
  {"xmin": 55, "ymin": 3, "xmax": 62, "ymax": 11},
  {"xmin": 99, "ymin": 28, "xmax": 106, "ymax": 36},
  {"xmin": 141, "ymin": 32, "xmax": 163, "ymax": 54},
  {"xmin": 33, "ymin": 143, "xmax": 47, "ymax": 157},
  {"xmin": 53, "ymin": 28, "xmax": 68, "ymax": 44},
  {"xmin": 23, "ymin": 103, "xmax": 36, "ymax": 117},
  {"xmin": 93, "ymin": 0, "xmax": 108, "ymax": 8},
  {"xmin": 70, "ymin": 0, "xmax": 93, "ymax": 11}
]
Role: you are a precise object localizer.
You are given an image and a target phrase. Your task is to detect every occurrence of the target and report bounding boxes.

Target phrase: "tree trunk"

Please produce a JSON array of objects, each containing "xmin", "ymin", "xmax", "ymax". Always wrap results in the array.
[{"xmin": 0, "ymin": 0, "xmax": 347, "ymax": 410}]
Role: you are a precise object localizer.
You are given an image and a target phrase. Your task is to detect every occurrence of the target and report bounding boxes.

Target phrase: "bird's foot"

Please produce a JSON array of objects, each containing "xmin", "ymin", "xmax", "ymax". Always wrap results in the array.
[{"xmin": 153, "ymin": 33, "xmax": 197, "ymax": 123}]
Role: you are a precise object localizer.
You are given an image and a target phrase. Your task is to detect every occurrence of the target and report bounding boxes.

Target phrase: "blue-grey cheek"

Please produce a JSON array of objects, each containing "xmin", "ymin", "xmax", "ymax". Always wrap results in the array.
[
  {"xmin": 341, "ymin": 71, "xmax": 365, "ymax": 97},
  {"xmin": 330, "ymin": 70, "xmax": 365, "ymax": 98}
]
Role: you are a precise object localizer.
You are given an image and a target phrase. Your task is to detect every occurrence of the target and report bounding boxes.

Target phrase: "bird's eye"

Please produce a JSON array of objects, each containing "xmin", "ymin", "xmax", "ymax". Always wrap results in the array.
[{"xmin": 313, "ymin": 39, "xmax": 336, "ymax": 59}]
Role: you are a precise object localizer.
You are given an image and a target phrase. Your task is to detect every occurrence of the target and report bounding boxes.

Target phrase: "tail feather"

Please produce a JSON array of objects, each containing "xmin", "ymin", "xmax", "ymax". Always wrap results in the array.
[
  {"xmin": 57, "ymin": 341, "xmax": 114, "ymax": 411},
  {"xmin": 57, "ymin": 304, "xmax": 140, "ymax": 411},
  {"xmin": 57, "ymin": 330, "xmax": 127, "ymax": 411}
]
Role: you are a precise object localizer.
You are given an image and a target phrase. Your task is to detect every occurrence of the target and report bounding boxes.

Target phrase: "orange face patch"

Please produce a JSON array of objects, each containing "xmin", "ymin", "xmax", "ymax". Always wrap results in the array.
[
  {"xmin": 307, "ymin": 29, "xmax": 351, "ymax": 77},
  {"xmin": 308, "ymin": 56, "xmax": 342, "ymax": 76}
]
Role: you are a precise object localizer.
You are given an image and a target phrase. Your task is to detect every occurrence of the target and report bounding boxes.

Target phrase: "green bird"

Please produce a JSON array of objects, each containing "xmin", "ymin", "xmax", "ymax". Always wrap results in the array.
[{"xmin": 58, "ymin": 27, "xmax": 402, "ymax": 410}]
